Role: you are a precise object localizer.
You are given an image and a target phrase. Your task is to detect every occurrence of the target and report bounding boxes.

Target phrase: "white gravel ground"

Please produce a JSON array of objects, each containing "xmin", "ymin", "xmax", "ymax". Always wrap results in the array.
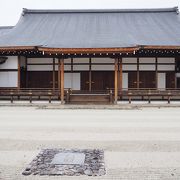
[{"xmin": 0, "ymin": 106, "xmax": 180, "ymax": 180}]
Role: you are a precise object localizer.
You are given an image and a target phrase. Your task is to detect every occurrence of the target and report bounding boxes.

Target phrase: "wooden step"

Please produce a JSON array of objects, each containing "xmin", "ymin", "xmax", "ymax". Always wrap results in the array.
[{"xmin": 68, "ymin": 94, "xmax": 110, "ymax": 103}]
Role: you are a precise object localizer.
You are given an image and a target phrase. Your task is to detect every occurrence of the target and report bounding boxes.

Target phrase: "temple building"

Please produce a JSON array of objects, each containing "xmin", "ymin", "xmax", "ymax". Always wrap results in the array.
[{"xmin": 0, "ymin": 7, "xmax": 180, "ymax": 104}]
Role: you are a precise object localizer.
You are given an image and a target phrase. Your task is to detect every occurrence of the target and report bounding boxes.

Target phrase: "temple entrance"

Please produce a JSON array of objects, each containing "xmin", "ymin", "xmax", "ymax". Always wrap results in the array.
[
  {"xmin": 128, "ymin": 71, "xmax": 156, "ymax": 89},
  {"xmin": 81, "ymin": 71, "xmax": 114, "ymax": 91}
]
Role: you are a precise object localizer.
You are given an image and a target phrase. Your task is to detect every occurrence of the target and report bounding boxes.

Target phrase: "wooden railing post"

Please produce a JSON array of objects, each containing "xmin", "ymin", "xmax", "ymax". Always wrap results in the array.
[
  {"xmin": 168, "ymin": 92, "xmax": 171, "ymax": 104},
  {"xmin": 148, "ymin": 90, "xmax": 151, "ymax": 104},
  {"xmin": 109, "ymin": 89, "xmax": 113, "ymax": 104}
]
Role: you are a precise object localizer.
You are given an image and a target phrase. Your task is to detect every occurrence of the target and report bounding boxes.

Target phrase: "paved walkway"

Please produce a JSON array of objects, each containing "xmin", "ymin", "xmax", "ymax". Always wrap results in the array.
[{"xmin": 0, "ymin": 106, "xmax": 180, "ymax": 179}]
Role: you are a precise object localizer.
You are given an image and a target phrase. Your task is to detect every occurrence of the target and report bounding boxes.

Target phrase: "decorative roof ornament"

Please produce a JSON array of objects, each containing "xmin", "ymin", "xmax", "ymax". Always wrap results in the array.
[
  {"xmin": 175, "ymin": 6, "xmax": 179, "ymax": 14},
  {"xmin": 0, "ymin": 56, "xmax": 7, "ymax": 64}
]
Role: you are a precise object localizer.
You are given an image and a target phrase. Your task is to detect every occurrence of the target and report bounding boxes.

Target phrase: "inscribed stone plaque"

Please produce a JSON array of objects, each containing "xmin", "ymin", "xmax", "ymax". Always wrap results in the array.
[{"xmin": 51, "ymin": 153, "xmax": 85, "ymax": 165}]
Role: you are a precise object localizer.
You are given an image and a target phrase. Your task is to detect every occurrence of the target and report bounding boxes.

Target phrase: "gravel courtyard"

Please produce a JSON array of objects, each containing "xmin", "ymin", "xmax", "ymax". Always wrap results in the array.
[{"xmin": 0, "ymin": 106, "xmax": 180, "ymax": 180}]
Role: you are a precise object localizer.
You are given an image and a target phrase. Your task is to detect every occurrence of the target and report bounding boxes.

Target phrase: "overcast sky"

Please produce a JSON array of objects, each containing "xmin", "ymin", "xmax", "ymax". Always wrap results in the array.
[{"xmin": 0, "ymin": 0, "xmax": 179, "ymax": 26}]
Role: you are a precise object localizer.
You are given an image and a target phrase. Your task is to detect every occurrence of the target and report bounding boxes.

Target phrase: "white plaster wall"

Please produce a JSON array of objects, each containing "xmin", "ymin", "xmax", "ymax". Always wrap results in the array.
[
  {"xmin": 158, "ymin": 65, "xmax": 175, "ymax": 71},
  {"xmin": 158, "ymin": 58, "xmax": 175, "ymax": 64},
  {"xmin": 0, "ymin": 72, "xmax": 18, "ymax": 87},
  {"xmin": 28, "ymin": 58, "xmax": 53, "ymax": 64},
  {"xmin": 139, "ymin": 58, "xmax": 155, "ymax": 70},
  {"xmin": 28, "ymin": 65, "xmax": 53, "ymax": 71},
  {"xmin": 123, "ymin": 58, "xmax": 137, "ymax": 63},
  {"xmin": 73, "ymin": 65, "xmax": 89, "ymax": 71},
  {"xmin": 28, "ymin": 58, "xmax": 53, "ymax": 71},
  {"xmin": 73, "ymin": 58, "xmax": 89, "ymax": 63},
  {"xmin": 139, "ymin": 58, "xmax": 155, "ymax": 63},
  {"xmin": 123, "ymin": 65, "xmax": 137, "ymax": 71},
  {"xmin": 122, "ymin": 73, "xmax": 128, "ymax": 89},
  {"xmin": 0, "ymin": 56, "xmax": 18, "ymax": 87},
  {"xmin": 64, "ymin": 59, "xmax": 71, "ymax": 63},
  {"xmin": 64, "ymin": 65, "xmax": 71, "ymax": 71},
  {"xmin": 91, "ymin": 65, "xmax": 114, "ymax": 71},
  {"xmin": 64, "ymin": 73, "xmax": 80, "ymax": 90},
  {"xmin": 91, "ymin": 58, "xmax": 113, "ymax": 63},
  {"xmin": 157, "ymin": 58, "xmax": 175, "ymax": 71},
  {"xmin": 158, "ymin": 73, "xmax": 166, "ymax": 89},
  {"xmin": 26, "ymin": 57, "xmax": 176, "ymax": 72},
  {"xmin": 0, "ymin": 56, "xmax": 18, "ymax": 69},
  {"xmin": 91, "ymin": 57, "xmax": 113, "ymax": 72},
  {"xmin": 139, "ymin": 65, "xmax": 155, "ymax": 71}
]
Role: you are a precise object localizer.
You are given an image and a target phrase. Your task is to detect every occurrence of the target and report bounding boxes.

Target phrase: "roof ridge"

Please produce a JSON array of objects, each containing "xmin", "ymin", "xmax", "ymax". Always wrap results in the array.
[
  {"xmin": 22, "ymin": 7, "xmax": 179, "ymax": 15},
  {"xmin": 0, "ymin": 26, "xmax": 14, "ymax": 29}
]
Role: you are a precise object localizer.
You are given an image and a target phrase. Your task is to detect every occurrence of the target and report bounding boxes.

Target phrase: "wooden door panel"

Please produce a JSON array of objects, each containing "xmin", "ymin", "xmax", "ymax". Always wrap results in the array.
[
  {"xmin": 27, "ymin": 71, "xmax": 53, "ymax": 88},
  {"xmin": 81, "ymin": 72, "xmax": 89, "ymax": 90},
  {"xmin": 92, "ymin": 72, "xmax": 114, "ymax": 91},
  {"xmin": 128, "ymin": 72, "xmax": 137, "ymax": 88},
  {"xmin": 139, "ymin": 72, "xmax": 156, "ymax": 88},
  {"xmin": 81, "ymin": 71, "xmax": 114, "ymax": 91},
  {"xmin": 166, "ymin": 72, "xmax": 175, "ymax": 89}
]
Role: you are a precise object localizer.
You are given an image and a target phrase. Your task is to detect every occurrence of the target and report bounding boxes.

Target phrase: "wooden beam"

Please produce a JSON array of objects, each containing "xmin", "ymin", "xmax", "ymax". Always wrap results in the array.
[
  {"xmin": 52, "ymin": 58, "xmax": 55, "ymax": 90},
  {"xmin": 143, "ymin": 46, "xmax": 180, "ymax": 50},
  {"xmin": 137, "ymin": 57, "xmax": 140, "ymax": 89},
  {"xmin": 17, "ymin": 56, "xmax": 21, "ymax": 89},
  {"xmin": 114, "ymin": 58, "xmax": 118, "ymax": 104},
  {"xmin": 0, "ymin": 46, "xmax": 36, "ymax": 51},
  {"xmin": 38, "ymin": 47, "xmax": 139, "ymax": 54},
  {"xmin": 60, "ymin": 59, "xmax": 64, "ymax": 104}
]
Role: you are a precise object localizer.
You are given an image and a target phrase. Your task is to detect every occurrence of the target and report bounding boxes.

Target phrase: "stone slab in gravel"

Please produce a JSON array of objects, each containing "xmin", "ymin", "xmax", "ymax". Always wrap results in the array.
[
  {"xmin": 51, "ymin": 152, "xmax": 85, "ymax": 165},
  {"xmin": 22, "ymin": 148, "xmax": 106, "ymax": 176}
]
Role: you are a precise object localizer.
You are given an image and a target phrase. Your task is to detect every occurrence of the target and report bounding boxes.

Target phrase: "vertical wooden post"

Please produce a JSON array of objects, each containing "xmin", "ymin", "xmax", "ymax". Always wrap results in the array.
[
  {"xmin": 17, "ymin": 56, "xmax": 21, "ymax": 89},
  {"xmin": 71, "ymin": 58, "xmax": 73, "ymax": 90},
  {"xmin": 89, "ymin": 58, "xmax": 92, "ymax": 91},
  {"xmin": 119, "ymin": 58, "xmax": 123, "ymax": 92},
  {"xmin": 137, "ymin": 57, "xmax": 140, "ymax": 89},
  {"xmin": 25, "ymin": 57, "xmax": 28, "ymax": 88},
  {"xmin": 58, "ymin": 59, "xmax": 61, "ymax": 101},
  {"xmin": 60, "ymin": 59, "xmax": 64, "ymax": 104},
  {"xmin": 155, "ymin": 57, "xmax": 158, "ymax": 89},
  {"xmin": 114, "ymin": 58, "xmax": 118, "ymax": 104},
  {"xmin": 52, "ymin": 58, "xmax": 55, "ymax": 90}
]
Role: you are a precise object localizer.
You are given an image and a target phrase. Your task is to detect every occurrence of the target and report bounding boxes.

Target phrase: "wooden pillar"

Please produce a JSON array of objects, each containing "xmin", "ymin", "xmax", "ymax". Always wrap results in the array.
[
  {"xmin": 58, "ymin": 59, "xmax": 61, "ymax": 90},
  {"xmin": 60, "ymin": 59, "xmax": 64, "ymax": 104},
  {"xmin": 155, "ymin": 57, "xmax": 158, "ymax": 89},
  {"xmin": 89, "ymin": 58, "xmax": 92, "ymax": 91},
  {"xmin": 25, "ymin": 57, "xmax": 28, "ymax": 88},
  {"xmin": 119, "ymin": 58, "xmax": 123, "ymax": 92},
  {"xmin": 52, "ymin": 58, "xmax": 55, "ymax": 90},
  {"xmin": 114, "ymin": 58, "xmax": 118, "ymax": 104},
  {"xmin": 71, "ymin": 58, "xmax": 73, "ymax": 72},
  {"xmin": 71, "ymin": 58, "xmax": 73, "ymax": 90},
  {"xmin": 17, "ymin": 56, "xmax": 21, "ymax": 89},
  {"xmin": 137, "ymin": 57, "xmax": 140, "ymax": 89}
]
